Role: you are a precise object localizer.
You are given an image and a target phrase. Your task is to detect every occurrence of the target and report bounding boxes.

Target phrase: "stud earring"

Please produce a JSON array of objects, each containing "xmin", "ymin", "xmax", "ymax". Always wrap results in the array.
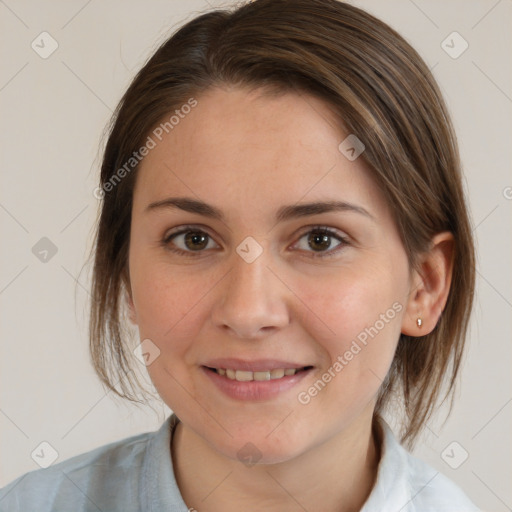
[{"xmin": 416, "ymin": 317, "xmax": 423, "ymax": 328}]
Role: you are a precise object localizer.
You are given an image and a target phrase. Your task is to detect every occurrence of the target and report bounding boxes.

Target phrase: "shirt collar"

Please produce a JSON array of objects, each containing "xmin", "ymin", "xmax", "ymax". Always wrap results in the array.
[
  {"xmin": 141, "ymin": 413, "xmax": 188, "ymax": 511},
  {"xmin": 360, "ymin": 415, "xmax": 412, "ymax": 510}
]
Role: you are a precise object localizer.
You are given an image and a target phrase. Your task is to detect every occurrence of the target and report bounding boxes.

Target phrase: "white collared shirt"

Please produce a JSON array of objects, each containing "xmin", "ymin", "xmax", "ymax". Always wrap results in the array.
[{"xmin": 0, "ymin": 414, "xmax": 481, "ymax": 511}]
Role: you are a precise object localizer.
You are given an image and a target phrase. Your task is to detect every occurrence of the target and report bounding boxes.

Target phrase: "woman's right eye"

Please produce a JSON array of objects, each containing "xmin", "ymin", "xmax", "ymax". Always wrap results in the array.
[{"xmin": 162, "ymin": 227, "xmax": 220, "ymax": 256}]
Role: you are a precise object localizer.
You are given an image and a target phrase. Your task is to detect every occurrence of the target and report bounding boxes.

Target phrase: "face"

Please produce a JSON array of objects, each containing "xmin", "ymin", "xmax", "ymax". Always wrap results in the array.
[{"xmin": 128, "ymin": 86, "xmax": 412, "ymax": 463}]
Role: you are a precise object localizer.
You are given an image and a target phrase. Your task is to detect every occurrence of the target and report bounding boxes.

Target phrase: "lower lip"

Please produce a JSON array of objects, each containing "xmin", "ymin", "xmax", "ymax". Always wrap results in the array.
[{"xmin": 201, "ymin": 366, "xmax": 313, "ymax": 401}]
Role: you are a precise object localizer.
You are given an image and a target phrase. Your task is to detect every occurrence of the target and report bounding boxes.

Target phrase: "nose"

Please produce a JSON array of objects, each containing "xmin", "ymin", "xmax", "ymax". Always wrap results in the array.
[{"xmin": 210, "ymin": 246, "xmax": 290, "ymax": 339}]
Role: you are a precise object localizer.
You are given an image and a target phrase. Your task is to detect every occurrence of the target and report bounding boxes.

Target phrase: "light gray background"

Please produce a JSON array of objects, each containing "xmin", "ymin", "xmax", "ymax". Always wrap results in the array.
[{"xmin": 1, "ymin": 1, "xmax": 511, "ymax": 510}]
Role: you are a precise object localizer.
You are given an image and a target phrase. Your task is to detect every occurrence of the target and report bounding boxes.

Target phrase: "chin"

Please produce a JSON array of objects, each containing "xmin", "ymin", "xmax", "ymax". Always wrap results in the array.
[
  {"xmin": 206, "ymin": 420, "xmax": 311, "ymax": 466},
  {"xmin": 218, "ymin": 435, "xmax": 307, "ymax": 466}
]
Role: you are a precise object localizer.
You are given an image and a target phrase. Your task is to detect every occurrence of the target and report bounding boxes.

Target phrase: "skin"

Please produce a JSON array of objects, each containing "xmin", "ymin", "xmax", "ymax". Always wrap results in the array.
[{"xmin": 127, "ymin": 86, "xmax": 454, "ymax": 511}]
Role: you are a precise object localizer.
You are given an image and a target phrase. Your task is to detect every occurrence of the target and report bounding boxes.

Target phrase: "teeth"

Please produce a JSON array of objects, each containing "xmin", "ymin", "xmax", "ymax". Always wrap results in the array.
[
  {"xmin": 235, "ymin": 370, "xmax": 253, "ymax": 382},
  {"xmin": 270, "ymin": 369, "xmax": 285, "ymax": 379},
  {"xmin": 215, "ymin": 367, "xmax": 301, "ymax": 381},
  {"xmin": 254, "ymin": 371, "xmax": 271, "ymax": 381}
]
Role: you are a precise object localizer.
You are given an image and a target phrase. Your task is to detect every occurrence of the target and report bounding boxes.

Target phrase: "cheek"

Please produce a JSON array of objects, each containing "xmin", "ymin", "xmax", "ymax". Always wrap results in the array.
[
  {"xmin": 130, "ymin": 256, "xmax": 211, "ymax": 343},
  {"xmin": 129, "ymin": 257, "xmax": 210, "ymax": 408},
  {"xmin": 299, "ymin": 262, "xmax": 403, "ymax": 339},
  {"xmin": 295, "ymin": 263, "xmax": 405, "ymax": 398}
]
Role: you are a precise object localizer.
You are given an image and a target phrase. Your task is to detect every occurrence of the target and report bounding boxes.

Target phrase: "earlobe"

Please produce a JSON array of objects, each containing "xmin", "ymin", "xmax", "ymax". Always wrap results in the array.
[{"xmin": 402, "ymin": 232, "xmax": 455, "ymax": 336}]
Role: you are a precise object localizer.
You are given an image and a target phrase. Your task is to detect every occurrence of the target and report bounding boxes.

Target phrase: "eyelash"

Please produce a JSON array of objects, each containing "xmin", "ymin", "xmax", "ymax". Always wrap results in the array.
[{"xmin": 161, "ymin": 224, "xmax": 349, "ymax": 259}]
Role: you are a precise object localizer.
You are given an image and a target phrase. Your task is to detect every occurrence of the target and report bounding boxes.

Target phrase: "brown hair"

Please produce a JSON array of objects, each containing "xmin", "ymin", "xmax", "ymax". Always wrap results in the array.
[{"xmin": 88, "ymin": 0, "xmax": 475, "ymax": 449}]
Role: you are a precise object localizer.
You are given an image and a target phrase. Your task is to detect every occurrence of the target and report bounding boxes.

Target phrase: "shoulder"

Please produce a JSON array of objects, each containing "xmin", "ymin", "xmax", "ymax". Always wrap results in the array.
[
  {"xmin": 0, "ymin": 425, "xmax": 162, "ymax": 512},
  {"xmin": 362, "ymin": 417, "xmax": 481, "ymax": 512}
]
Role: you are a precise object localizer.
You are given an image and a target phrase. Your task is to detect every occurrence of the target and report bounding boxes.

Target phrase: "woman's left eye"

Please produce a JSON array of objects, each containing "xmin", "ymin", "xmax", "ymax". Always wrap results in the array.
[
  {"xmin": 292, "ymin": 227, "xmax": 348, "ymax": 258},
  {"xmin": 162, "ymin": 225, "xmax": 348, "ymax": 258}
]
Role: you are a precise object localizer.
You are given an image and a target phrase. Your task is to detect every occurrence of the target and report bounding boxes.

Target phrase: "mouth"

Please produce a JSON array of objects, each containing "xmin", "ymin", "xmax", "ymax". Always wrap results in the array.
[
  {"xmin": 200, "ymin": 360, "xmax": 315, "ymax": 401},
  {"xmin": 204, "ymin": 366, "xmax": 314, "ymax": 382}
]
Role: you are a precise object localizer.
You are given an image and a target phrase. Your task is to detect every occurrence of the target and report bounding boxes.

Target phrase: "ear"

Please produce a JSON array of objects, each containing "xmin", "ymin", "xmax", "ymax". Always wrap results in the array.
[{"xmin": 401, "ymin": 232, "xmax": 455, "ymax": 336}]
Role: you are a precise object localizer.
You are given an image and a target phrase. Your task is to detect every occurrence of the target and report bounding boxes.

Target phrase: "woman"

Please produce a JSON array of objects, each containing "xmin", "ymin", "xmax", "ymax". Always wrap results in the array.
[{"xmin": 0, "ymin": 0, "xmax": 480, "ymax": 510}]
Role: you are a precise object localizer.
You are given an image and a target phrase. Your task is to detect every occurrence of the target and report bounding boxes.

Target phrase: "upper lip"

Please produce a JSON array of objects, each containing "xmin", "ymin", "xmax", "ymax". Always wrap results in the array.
[{"xmin": 202, "ymin": 358, "xmax": 311, "ymax": 372}]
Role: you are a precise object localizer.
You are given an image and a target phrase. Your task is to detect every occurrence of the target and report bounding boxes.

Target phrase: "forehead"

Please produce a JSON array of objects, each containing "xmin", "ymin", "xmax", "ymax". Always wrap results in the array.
[{"xmin": 133, "ymin": 86, "xmax": 389, "ymax": 223}]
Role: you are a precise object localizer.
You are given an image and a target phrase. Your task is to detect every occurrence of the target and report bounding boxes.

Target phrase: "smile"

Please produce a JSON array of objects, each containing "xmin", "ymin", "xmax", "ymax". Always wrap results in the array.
[
  {"xmin": 202, "ymin": 365, "xmax": 314, "ymax": 401},
  {"xmin": 210, "ymin": 367, "xmax": 311, "ymax": 381}
]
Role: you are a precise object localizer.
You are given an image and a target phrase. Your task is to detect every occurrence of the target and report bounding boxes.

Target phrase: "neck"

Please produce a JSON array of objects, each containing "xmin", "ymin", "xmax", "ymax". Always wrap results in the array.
[{"xmin": 171, "ymin": 408, "xmax": 381, "ymax": 512}]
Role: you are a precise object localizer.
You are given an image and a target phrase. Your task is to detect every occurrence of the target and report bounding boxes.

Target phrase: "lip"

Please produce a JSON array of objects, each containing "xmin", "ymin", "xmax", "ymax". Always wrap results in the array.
[
  {"xmin": 201, "ymin": 358, "xmax": 309, "ymax": 372},
  {"xmin": 200, "ymin": 364, "xmax": 314, "ymax": 401}
]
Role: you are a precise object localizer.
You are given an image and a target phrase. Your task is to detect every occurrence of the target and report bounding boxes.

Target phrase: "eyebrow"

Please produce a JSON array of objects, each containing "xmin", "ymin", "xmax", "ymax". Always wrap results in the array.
[{"xmin": 145, "ymin": 197, "xmax": 375, "ymax": 223}]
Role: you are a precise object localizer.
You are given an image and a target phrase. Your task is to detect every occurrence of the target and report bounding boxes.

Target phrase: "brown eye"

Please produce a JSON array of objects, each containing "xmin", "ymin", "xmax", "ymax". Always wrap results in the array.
[
  {"xmin": 293, "ymin": 227, "xmax": 348, "ymax": 258},
  {"xmin": 308, "ymin": 231, "xmax": 333, "ymax": 251},
  {"xmin": 163, "ymin": 227, "xmax": 219, "ymax": 255},
  {"xmin": 184, "ymin": 231, "xmax": 209, "ymax": 250}
]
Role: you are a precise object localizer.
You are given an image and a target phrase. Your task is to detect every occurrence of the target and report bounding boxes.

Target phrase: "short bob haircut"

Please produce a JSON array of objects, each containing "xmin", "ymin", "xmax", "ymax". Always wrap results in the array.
[{"xmin": 89, "ymin": 0, "xmax": 475, "ymax": 449}]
